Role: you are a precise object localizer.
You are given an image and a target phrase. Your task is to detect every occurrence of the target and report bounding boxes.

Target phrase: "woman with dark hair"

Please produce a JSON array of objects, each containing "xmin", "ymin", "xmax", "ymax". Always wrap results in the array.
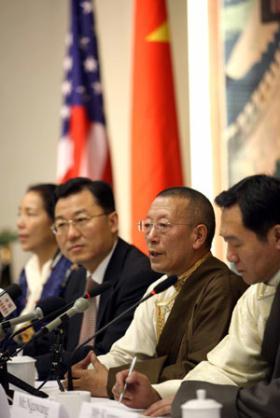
[{"xmin": 16, "ymin": 183, "xmax": 72, "ymax": 317}]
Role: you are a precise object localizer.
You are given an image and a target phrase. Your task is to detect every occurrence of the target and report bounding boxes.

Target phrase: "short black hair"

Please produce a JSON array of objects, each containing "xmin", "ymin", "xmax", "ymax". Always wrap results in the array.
[
  {"xmin": 27, "ymin": 183, "xmax": 57, "ymax": 221},
  {"xmin": 157, "ymin": 186, "xmax": 215, "ymax": 249},
  {"xmin": 215, "ymin": 174, "xmax": 280, "ymax": 240},
  {"xmin": 55, "ymin": 177, "xmax": 115, "ymax": 213}
]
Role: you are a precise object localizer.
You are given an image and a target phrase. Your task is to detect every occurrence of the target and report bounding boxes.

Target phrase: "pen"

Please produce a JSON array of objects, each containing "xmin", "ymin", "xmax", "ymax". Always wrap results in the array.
[{"xmin": 119, "ymin": 355, "xmax": 137, "ymax": 403}]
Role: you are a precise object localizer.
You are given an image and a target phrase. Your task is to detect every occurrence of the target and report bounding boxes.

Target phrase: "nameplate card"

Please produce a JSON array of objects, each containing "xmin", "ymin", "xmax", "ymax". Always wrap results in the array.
[
  {"xmin": 0, "ymin": 384, "xmax": 10, "ymax": 418},
  {"xmin": 0, "ymin": 292, "xmax": 16, "ymax": 317},
  {"xmin": 11, "ymin": 391, "xmax": 68, "ymax": 418},
  {"xmin": 79, "ymin": 400, "xmax": 143, "ymax": 418}
]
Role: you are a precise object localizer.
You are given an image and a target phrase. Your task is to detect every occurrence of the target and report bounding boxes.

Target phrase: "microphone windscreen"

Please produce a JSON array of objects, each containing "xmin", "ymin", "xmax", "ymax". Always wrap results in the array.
[
  {"xmin": 0, "ymin": 284, "xmax": 22, "ymax": 322},
  {"xmin": 153, "ymin": 275, "xmax": 177, "ymax": 294},
  {"xmin": 73, "ymin": 298, "xmax": 89, "ymax": 313},
  {"xmin": 4, "ymin": 283, "xmax": 22, "ymax": 301},
  {"xmin": 86, "ymin": 282, "xmax": 112, "ymax": 299},
  {"xmin": 37, "ymin": 297, "xmax": 66, "ymax": 317}
]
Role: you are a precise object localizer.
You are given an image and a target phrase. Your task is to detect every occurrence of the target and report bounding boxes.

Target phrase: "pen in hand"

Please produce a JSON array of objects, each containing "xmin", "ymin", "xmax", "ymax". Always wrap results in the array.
[{"xmin": 119, "ymin": 355, "xmax": 137, "ymax": 403}]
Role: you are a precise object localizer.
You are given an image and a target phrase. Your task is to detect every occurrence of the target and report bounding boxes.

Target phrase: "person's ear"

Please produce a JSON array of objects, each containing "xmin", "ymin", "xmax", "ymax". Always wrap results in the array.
[
  {"xmin": 192, "ymin": 224, "xmax": 208, "ymax": 250},
  {"xmin": 108, "ymin": 211, "xmax": 118, "ymax": 234},
  {"xmin": 273, "ymin": 224, "xmax": 280, "ymax": 249}
]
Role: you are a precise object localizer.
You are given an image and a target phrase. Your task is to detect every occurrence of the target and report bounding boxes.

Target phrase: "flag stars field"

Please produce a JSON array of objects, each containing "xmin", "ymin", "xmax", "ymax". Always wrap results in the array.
[
  {"xmin": 63, "ymin": 55, "xmax": 73, "ymax": 71},
  {"xmin": 60, "ymin": 105, "xmax": 70, "ymax": 119},
  {"xmin": 62, "ymin": 80, "xmax": 72, "ymax": 96},
  {"xmin": 57, "ymin": 0, "xmax": 113, "ymax": 184},
  {"xmin": 81, "ymin": 1, "xmax": 92, "ymax": 14},
  {"xmin": 76, "ymin": 85, "xmax": 86, "ymax": 94},
  {"xmin": 92, "ymin": 82, "xmax": 102, "ymax": 94},
  {"xmin": 84, "ymin": 56, "xmax": 98, "ymax": 72},
  {"xmin": 80, "ymin": 37, "xmax": 90, "ymax": 48},
  {"xmin": 65, "ymin": 33, "xmax": 73, "ymax": 47}
]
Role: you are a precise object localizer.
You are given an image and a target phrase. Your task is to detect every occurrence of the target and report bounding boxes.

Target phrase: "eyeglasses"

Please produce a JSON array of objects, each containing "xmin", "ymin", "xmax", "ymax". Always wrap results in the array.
[
  {"xmin": 138, "ymin": 220, "xmax": 193, "ymax": 235},
  {"xmin": 51, "ymin": 213, "xmax": 109, "ymax": 236}
]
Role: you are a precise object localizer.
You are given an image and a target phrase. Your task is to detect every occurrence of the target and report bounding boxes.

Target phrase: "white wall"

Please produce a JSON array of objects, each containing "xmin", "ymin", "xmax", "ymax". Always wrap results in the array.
[{"xmin": 0, "ymin": 0, "xmax": 188, "ymax": 278}]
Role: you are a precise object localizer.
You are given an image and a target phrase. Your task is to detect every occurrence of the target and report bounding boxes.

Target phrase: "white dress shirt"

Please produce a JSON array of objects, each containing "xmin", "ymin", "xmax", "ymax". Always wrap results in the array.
[
  {"xmin": 21, "ymin": 255, "xmax": 52, "ymax": 315},
  {"xmin": 151, "ymin": 270, "xmax": 280, "ymax": 399}
]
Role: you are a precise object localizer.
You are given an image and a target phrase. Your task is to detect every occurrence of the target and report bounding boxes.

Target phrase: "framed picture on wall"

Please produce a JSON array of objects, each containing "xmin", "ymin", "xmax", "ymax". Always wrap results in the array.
[{"xmin": 209, "ymin": 0, "xmax": 280, "ymax": 186}]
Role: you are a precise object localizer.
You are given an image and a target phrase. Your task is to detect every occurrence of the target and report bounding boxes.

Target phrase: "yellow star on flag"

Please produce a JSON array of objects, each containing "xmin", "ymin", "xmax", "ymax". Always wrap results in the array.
[{"xmin": 146, "ymin": 22, "xmax": 169, "ymax": 43}]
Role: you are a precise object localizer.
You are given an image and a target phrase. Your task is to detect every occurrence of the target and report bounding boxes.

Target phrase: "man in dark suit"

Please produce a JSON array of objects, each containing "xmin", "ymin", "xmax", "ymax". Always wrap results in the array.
[
  {"xmin": 62, "ymin": 237, "xmax": 159, "ymax": 355},
  {"xmin": 33, "ymin": 178, "xmax": 159, "ymax": 379},
  {"xmin": 54, "ymin": 178, "xmax": 160, "ymax": 354}
]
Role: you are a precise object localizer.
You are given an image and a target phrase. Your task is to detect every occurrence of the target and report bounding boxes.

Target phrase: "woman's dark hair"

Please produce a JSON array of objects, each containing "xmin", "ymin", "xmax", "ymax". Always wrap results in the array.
[
  {"xmin": 215, "ymin": 174, "xmax": 280, "ymax": 240},
  {"xmin": 27, "ymin": 183, "xmax": 57, "ymax": 221},
  {"xmin": 55, "ymin": 177, "xmax": 115, "ymax": 213}
]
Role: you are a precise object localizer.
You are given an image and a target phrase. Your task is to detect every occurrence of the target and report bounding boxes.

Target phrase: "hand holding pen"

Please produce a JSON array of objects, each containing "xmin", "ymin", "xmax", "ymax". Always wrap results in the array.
[
  {"xmin": 118, "ymin": 356, "xmax": 137, "ymax": 403},
  {"xmin": 113, "ymin": 363, "xmax": 162, "ymax": 409}
]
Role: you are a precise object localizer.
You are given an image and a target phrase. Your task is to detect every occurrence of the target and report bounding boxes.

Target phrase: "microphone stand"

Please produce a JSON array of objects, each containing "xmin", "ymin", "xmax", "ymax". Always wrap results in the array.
[
  {"xmin": 0, "ymin": 295, "xmax": 94, "ymax": 396},
  {"xmin": 66, "ymin": 275, "xmax": 178, "ymax": 391},
  {"xmin": 0, "ymin": 350, "xmax": 48, "ymax": 398},
  {"xmin": 37, "ymin": 327, "xmax": 65, "ymax": 392},
  {"xmin": 66, "ymin": 292, "xmax": 157, "ymax": 390},
  {"xmin": 0, "ymin": 306, "xmax": 72, "ymax": 398},
  {"xmin": 0, "ymin": 351, "xmax": 10, "ymax": 394}
]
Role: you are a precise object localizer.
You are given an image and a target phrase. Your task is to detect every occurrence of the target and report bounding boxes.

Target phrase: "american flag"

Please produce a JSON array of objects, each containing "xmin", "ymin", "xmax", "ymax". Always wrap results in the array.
[{"xmin": 57, "ymin": 0, "xmax": 113, "ymax": 184}]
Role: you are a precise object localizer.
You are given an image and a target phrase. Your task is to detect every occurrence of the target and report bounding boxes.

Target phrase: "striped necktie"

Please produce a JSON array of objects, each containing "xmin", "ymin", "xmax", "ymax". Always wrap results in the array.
[{"xmin": 79, "ymin": 276, "xmax": 98, "ymax": 344}]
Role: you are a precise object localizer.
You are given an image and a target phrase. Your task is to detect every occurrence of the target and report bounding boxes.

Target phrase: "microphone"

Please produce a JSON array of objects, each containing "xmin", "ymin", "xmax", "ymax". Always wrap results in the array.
[
  {"xmin": 12, "ymin": 282, "xmax": 112, "ymax": 341},
  {"xmin": 84, "ymin": 281, "xmax": 111, "ymax": 299},
  {"xmin": 0, "ymin": 283, "xmax": 22, "ymax": 299},
  {"xmin": 0, "ymin": 284, "xmax": 22, "ymax": 319},
  {"xmin": 147, "ymin": 275, "xmax": 178, "ymax": 295},
  {"xmin": 0, "ymin": 296, "xmax": 65, "ymax": 339},
  {"xmin": 66, "ymin": 275, "xmax": 177, "ymax": 390},
  {"xmin": 38, "ymin": 282, "xmax": 112, "ymax": 336},
  {"xmin": 71, "ymin": 275, "xmax": 177, "ymax": 362}
]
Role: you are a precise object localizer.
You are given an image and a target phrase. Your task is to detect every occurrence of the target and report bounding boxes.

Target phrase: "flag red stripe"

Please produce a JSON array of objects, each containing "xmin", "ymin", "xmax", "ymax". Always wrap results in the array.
[
  {"xmin": 57, "ymin": 0, "xmax": 113, "ymax": 186},
  {"xmin": 69, "ymin": 106, "xmax": 90, "ymax": 178}
]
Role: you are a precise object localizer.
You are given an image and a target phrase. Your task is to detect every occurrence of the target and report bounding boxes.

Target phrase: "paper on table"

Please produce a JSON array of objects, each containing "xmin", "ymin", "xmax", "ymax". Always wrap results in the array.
[
  {"xmin": 91, "ymin": 397, "xmax": 144, "ymax": 412},
  {"xmin": 89, "ymin": 397, "xmax": 171, "ymax": 418},
  {"xmin": 0, "ymin": 384, "xmax": 10, "ymax": 418},
  {"xmin": 79, "ymin": 398, "xmax": 144, "ymax": 418},
  {"xmin": 88, "ymin": 397, "xmax": 171, "ymax": 418},
  {"xmin": 11, "ymin": 390, "xmax": 68, "ymax": 418}
]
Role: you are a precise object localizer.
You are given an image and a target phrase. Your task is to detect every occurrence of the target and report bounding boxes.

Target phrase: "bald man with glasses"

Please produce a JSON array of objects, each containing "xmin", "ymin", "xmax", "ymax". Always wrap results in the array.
[{"xmin": 67, "ymin": 186, "xmax": 246, "ymax": 401}]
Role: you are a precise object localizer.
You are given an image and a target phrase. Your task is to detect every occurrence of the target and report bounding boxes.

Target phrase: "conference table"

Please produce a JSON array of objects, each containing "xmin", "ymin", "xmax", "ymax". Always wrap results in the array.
[{"xmin": 1, "ymin": 381, "xmax": 170, "ymax": 418}]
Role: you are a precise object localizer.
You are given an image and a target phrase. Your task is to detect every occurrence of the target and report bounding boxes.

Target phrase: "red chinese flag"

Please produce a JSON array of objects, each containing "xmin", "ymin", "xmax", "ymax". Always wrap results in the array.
[{"xmin": 131, "ymin": 0, "xmax": 183, "ymax": 252}]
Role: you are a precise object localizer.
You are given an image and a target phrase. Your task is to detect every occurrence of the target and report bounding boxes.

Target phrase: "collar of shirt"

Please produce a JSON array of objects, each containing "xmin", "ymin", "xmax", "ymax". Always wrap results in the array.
[
  {"xmin": 256, "ymin": 269, "xmax": 280, "ymax": 301},
  {"xmin": 154, "ymin": 252, "xmax": 211, "ymax": 339},
  {"xmin": 25, "ymin": 254, "xmax": 53, "ymax": 289},
  {"xmin": 22, "ymin": 254, "xmax": 54, "ymax": 315},
  {"xmin": 86, "ymin": 239, "xmax": 118, "ymax": 285},
  {"xmin": 174, "ymin": 251, "xmax": 211, "ymax": 292}
]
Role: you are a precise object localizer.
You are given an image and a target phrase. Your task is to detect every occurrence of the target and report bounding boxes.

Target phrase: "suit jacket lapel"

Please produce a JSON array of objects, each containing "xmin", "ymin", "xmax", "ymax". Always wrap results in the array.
[
  {"xmin": 156, "ymin": 255, "xmax": 221, "ymax": 361},
  {"xmin": 95, "ymin": 239, "xmax": 129, "ymax": 330},
  {"xmin": 261, "ymin": 282, "xmax": 280, "ymax": 376},
  {"xmin": 156, "ymin": 272, "xmax": 197, "ymax": 360}
]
